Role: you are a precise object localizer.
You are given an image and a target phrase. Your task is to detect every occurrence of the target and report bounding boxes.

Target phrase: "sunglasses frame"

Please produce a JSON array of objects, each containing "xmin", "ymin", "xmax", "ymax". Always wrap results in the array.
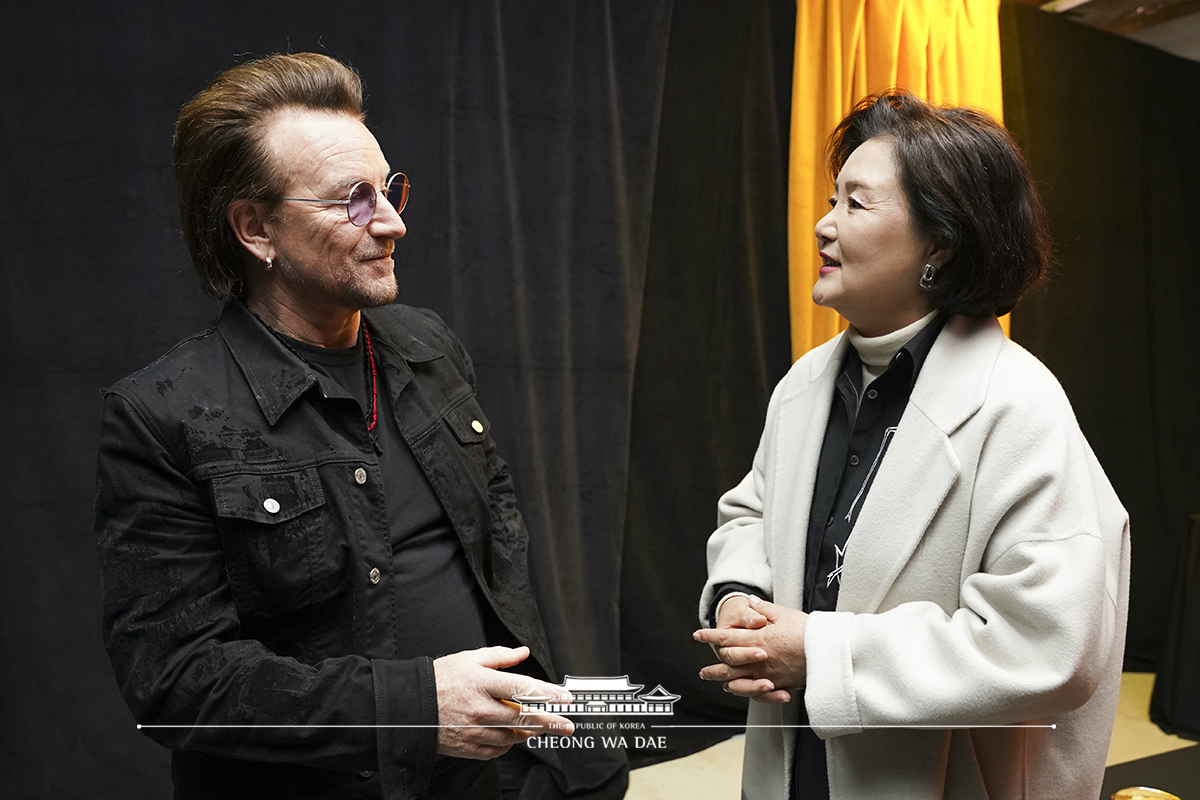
[{"xmin": 278, "ymin": 172, "xmax": 409, "ymax": 226}]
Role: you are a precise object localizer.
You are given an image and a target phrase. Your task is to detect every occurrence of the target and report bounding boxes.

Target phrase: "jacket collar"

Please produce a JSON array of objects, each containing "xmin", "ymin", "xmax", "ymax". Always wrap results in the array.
[
  {"xmin": 908, "ymin": 315, "xmax": 1005, "ymax": 435},
  {"xmin": 216, "ymin": 300, "xmax": 443, "ymax": 426},
  {"xmin": 797, "ymin": 329, "xmax": 852, "ymax": 392},
  {"xmin": 795, "ymin": 315, "xmax": 1003, "ymax": 427},
  {"xmin": 362, "ymin": 307, "xmax": 444, "ymax": 407},
  {"xmin": 216, "ymin": 301, "xmax": 316, "ymax": 426},
  {"xmin": 362, "ymin": 307, "xmax": 442, "ymax": 364}
]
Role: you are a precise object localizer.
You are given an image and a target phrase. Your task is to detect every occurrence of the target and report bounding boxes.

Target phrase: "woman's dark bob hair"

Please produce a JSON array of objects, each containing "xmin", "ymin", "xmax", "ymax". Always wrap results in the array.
[
  {"xmin": 174, "ymin": 53, "xmax": 364, "ymax": 301},
  {"xmin": 828, "ymin": 90, "xmax": 1050, "ymax": 318}
]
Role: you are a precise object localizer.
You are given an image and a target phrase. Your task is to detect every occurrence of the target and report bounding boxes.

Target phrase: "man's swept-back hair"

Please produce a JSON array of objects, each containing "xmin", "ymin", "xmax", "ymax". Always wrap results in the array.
[
  {"xmin": 827, "ymin": 90, "xmax": 1050, "ymax": 317},
  {"xmin": 174, "ymin": 52, "xmax": 364, "ymax": 300}
]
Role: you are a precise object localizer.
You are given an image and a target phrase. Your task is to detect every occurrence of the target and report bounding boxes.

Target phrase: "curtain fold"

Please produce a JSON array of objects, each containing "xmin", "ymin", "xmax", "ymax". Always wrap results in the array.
[{"xmin": 788, "ymin": 0, "xmax": 1004, "ymax": 359}]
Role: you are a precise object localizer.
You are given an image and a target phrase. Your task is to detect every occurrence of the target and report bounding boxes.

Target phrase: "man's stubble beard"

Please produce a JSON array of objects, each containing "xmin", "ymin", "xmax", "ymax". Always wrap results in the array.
[{"xmin": 276, "ymin": 257, "xmax": 399, "ymax": 312}]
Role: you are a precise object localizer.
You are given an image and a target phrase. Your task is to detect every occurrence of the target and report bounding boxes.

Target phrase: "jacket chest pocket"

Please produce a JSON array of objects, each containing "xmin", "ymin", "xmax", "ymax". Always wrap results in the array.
[
  {"xmin": 443, "ymin": 396, "xmax": 490, "ymax": 470},
  {"xmin": 210, "ymin": 467, "xmax": 345, "ymax": 617}
]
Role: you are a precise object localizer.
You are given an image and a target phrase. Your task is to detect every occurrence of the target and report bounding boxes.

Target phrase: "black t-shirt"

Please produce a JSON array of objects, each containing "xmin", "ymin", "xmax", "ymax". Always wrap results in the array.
[{"xmin": 282, "ymin": 330, "xmax": 490, "ymax": 660}]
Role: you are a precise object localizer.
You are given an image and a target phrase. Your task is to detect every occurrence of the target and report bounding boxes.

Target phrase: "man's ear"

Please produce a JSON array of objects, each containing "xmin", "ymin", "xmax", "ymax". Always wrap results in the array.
[{"xmin": 227, "ymin": 199, "xmax": 274, "ymax": 264}]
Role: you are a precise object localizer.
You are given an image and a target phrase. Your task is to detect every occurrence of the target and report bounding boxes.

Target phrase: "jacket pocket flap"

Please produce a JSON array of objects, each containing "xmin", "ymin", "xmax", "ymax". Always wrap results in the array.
[
  {"xmin": 212, "ymin": 468, "xmax": 325, "ymax": 524},
  {"xmin": 446, "ymin": 397, "xmax": 489, "ymax": 444}
]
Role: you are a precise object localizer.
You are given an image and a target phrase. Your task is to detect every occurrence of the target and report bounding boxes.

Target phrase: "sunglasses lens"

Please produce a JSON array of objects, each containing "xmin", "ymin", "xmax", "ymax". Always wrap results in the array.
[
  {"xmin": 386, "ymin": 174, "xmax": 409, "ymax": 214},
  {"xmin": 347, "ymin": 182, "xmax": 376, "ymax": 226}
]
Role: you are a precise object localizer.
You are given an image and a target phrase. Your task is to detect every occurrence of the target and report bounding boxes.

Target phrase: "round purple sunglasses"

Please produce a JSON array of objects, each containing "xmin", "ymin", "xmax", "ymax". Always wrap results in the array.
[{"xmin": 280, "ymin": 173, "xmax": 409, "ymax": 226}]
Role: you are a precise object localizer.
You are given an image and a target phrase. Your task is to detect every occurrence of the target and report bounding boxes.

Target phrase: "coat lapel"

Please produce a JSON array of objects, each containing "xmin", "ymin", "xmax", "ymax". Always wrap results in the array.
[
  {"xmin": 768, "ymin": 334, "xmax": 849, "ymax": 612},
  {"xmin": 835, "ymin": 316, "xmax": 1004, "ymax": 613},
  {"xmin": 835, "ymin": 412, "xmax": 959, "ymax": 611}
]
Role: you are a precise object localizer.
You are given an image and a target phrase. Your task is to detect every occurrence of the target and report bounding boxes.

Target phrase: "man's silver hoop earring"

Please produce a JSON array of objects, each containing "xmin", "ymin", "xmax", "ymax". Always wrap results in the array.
[
  {"xmin": 919, "ymin": 263, "xmax": 936, "ymax": 290},
  {"xmin": 265, "ymin": 257, "xmax": 273, "ymax": 271}
]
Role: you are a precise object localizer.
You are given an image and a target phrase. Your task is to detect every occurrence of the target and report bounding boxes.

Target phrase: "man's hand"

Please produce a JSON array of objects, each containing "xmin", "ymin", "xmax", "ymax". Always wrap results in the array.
[
  {"xmin": 694, "ymin": 597, "xmax": 808, "ymax": 704},
  {"xmin": 433, "ymin": 646, "xmax": 574, "ymax": 760}
]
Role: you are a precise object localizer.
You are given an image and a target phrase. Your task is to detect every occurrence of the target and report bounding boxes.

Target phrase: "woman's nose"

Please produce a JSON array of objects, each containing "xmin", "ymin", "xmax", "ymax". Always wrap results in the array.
[{"xmin": 814, "ymin": 208, "xmax": 835, "ymax": 246}]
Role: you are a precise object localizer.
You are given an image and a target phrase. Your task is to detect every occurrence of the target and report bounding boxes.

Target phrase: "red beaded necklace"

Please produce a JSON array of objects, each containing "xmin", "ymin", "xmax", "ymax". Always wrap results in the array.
[{"xmin": 361, "ymin": 322, "xmax": 379, "ymax": 432}]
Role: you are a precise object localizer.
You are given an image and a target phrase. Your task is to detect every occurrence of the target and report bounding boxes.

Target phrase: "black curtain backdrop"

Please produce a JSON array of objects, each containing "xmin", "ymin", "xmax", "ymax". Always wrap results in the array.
[
  {"xmin": 622, "ymin": 3, "xmax": 795, "ymax": 762},
  {"xmin": 1001, "ymin": 1, "xmax": 1200, "ymax": 670},
  {"xmin": 0, "ymin": 2, "xmax": 792, "ymax": 797}
]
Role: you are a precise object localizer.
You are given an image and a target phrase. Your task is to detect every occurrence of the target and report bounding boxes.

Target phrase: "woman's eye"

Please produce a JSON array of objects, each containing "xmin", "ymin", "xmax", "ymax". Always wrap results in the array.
[
  {"xmin": 827, "ymin": 196, "xmax": 836, "ymax": 209},
  {"xmin": 847, "ymin": 197, "xmax": 864, "ymax": 210}
]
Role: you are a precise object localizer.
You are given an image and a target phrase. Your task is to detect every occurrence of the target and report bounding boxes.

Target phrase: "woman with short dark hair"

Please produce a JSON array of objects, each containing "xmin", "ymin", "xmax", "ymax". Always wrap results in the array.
[
  {"xmin": 825, "ymin": 91, "xmax": 1050, "ymax": 319},
  {"xmin": 696, "ymin": 90, "xmax": 1129, "ymax": 800}
]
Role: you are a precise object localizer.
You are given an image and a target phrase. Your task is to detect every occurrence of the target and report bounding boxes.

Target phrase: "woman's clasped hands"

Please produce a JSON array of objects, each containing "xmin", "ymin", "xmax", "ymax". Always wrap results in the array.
[{"xmin": 694, "ymin": 596, "xmax": 808, "ymax": 704}]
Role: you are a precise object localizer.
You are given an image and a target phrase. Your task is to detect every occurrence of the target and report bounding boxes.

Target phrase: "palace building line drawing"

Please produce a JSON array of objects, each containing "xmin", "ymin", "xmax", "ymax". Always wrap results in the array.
[{"xmin": 512, "ymin": 676, "xmax": 681, "ymax": 715}]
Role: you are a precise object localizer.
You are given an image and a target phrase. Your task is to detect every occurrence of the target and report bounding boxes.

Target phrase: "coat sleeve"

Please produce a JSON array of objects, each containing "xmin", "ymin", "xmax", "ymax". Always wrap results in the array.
[
  {"xmin": 698, "ymin": 381, "xmax": 784, "ymax": 626},
  {"xmin": 94, "ymin": 388, "xmax": 438, "ymax": 795},
  {"xmin": 804, "ymin": 364, "xmax": 1128, "ymax": 738}
]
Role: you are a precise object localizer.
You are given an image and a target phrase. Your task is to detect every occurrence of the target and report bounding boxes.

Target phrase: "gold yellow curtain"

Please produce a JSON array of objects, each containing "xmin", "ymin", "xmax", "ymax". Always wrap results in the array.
[{"xmin": 788, "ymin": 0, "xmax": 1005, "ymax": 360}]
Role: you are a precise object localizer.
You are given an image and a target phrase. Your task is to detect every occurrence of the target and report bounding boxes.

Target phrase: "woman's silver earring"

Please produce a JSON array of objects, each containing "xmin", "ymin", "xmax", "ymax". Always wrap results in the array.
[
  {"xmin": 265, "ymin": 257, "xmax": 273, "ymax": 271},
  {"xmin": 919, "ymin": 263, "xmax": 936, "ymax": 290}
]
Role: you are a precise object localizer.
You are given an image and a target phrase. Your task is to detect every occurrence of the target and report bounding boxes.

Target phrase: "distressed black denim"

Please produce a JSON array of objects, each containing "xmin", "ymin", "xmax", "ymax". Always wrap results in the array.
[{"xmin": 95, "ymin": 301, "xmax": 552, "ymax": 799}]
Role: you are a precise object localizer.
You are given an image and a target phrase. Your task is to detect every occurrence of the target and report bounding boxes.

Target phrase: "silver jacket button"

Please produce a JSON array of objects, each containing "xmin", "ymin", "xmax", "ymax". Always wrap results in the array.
[{"xmin": 354, "ymin": 467, "xmax": 367, "ymax": 485}]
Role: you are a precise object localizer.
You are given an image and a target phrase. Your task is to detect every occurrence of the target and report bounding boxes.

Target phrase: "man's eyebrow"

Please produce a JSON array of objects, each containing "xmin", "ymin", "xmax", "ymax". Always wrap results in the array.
[
  {"xmin": 315, "ymin": 177, "xmax": 361, "ymax": 196},
  {"xmin": 325, "ymin": 165, "xmax": 392, "ymax": 193}
]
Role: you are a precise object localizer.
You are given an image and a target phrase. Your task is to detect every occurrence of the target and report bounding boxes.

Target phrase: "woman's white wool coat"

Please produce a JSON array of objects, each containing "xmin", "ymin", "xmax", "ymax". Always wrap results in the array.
[{"xmin": 701, "ymin": 315, "xmax": 1129, "ymax": 800}]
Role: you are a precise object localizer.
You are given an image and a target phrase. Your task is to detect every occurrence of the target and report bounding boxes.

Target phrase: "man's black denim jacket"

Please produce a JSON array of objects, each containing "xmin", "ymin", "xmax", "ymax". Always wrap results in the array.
[{"xmin": 95, "ymin": 300, "xmax": 552, "ymax": 799}]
